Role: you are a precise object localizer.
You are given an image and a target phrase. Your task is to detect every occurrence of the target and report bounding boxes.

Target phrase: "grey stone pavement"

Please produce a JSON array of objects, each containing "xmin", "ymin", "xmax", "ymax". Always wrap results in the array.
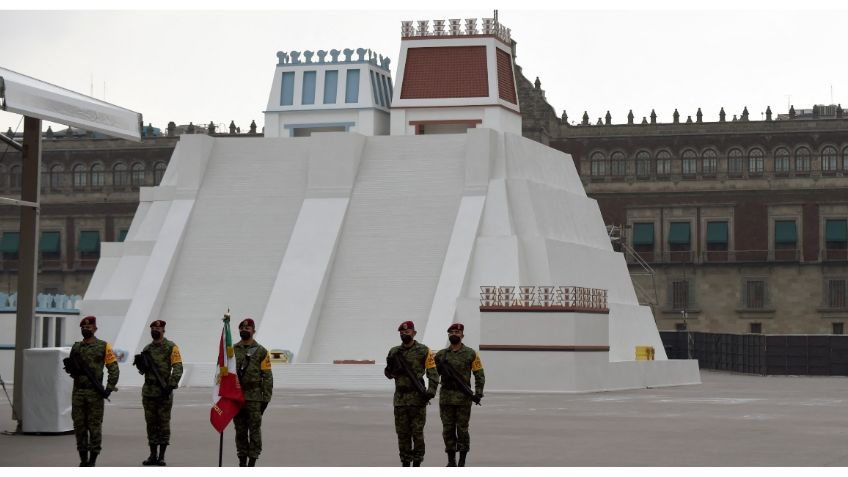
[{"xmin": 1, "ymin": 370, "xmax": 848, "ymax": 467}]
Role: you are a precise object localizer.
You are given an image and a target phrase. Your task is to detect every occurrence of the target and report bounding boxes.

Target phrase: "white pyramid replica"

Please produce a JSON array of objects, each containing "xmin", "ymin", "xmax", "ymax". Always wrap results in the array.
[{"xmin": 81, "ymin": 14, "xmax": 699, "ymax": 392}]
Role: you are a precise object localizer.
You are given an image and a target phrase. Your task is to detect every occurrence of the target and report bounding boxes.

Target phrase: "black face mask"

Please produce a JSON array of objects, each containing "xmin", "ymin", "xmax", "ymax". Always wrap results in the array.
[
  {"xmin": 81, "ymin": 330, "xmax": 94, "ymax": 339},
  {"xmin": 448, "ymin": 335, "xmax": 461, "ymax": 345},
  {"xmin": 240, "ymin": 331, "xmax": 252, "ymax": 340},
  {"xmin": 151, "ymin": 330, "xmax": 162, "ymax": 340},
  {"xmin": 400, "ymin": 334, "xmax": 413, "ymax": 344}
]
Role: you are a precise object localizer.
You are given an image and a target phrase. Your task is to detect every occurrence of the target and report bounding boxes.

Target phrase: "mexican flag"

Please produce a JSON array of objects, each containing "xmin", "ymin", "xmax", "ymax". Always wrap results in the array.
[{"xmin": 210, "ymin": 315, "xmax": 244, "ymax": 433}]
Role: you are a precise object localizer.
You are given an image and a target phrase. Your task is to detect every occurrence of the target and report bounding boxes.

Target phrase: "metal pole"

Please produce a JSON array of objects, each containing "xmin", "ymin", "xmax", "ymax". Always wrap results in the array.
[
  {"xmin": 12, "ymin": 116, "xmax": 41, "ymax": 431},
  {"xmin": 218, "ymin": 431, "xmax": 223, "ymax": 467}
]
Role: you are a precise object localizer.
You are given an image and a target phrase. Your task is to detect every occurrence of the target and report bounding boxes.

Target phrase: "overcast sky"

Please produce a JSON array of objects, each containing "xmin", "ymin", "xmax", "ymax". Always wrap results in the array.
[{"xmin": 1, "ymin": 6, "xmax": 846, "ymax": 135}]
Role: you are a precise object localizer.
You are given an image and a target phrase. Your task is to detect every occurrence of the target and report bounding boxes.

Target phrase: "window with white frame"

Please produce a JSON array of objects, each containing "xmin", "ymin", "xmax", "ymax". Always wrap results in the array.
[{"xmin": 72, "ymin": 164, "xmax": 87, "ymax": 189}]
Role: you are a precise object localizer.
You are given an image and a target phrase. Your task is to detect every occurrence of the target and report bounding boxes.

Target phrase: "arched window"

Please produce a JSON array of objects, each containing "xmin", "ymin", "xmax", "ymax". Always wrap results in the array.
[
  {"xmin": 681, "ymin": 150, "xmax": 697, "ymax": 176},
  {"xmin": 774, "ymin": 147, "xmax": 790, "ymax": 173},
  {"xmin": 72, "ymin": 164, "xmax": 87, "ymax": 189},
  {"xmin": 821, "ymin": 146, "xmax": 838, "ymax": 172},
  {"xmin": 635, "ymin": 151, "xmax": 651, "ymax": 177},
  {"xmin": 701, "ymin": 149, "xmax": 717, "ymax": 175},
  {"xmin": 9, "ymin": 165, "xmax": 21, "ymax": 189},
  {"xmin": 795, "ymin": 146, "xmax": 811, "ymax": 172},
  {"xmin": 153, "ymin": 162, "xmax": 167, "ymax": 186},
  {"xmin": 843, "ymin": 146, "xmax": 848, "ymax": 171},
  {"xmin": 610, "ymin": 151, "xmax": 626, "ymax": 176},
  {"xmin": 590, "ymin": 151, "xmax": 607, "ymax": 177},
  {"xmin": 113, "ymin": 162, "xmax": 129, "ymax": 187},
  {"xmin": 91, "ymin": 163, "xmax": 105, "ymax": 187},
  {"xmin": 656, "ymin": 150, "xmax": 672, "ymax": 176},
  {"xmin": 131, "ymin": 162, "xmax": 145, "ymax": 186},
  {"xmin": 748, "ymin": 148, "xmax": 764, "ymax": 174},
  {"xmin": 50, "ymin": 164, "xmax": 64, "ymax": 189},
  {"xmin": 728, "ymin": 148, "xmax": 744, "ymax": 175}
]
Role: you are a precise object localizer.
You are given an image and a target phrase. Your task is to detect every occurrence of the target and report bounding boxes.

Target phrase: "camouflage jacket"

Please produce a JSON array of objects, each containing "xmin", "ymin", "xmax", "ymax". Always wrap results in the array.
[
  {"xmin": 234, "ymin": 341, "xmax": 273, "ymax": 402},
  {"xmin": 141, "ymin": 339, "xmax": 184, "ymax": 398},
  {"xmin": 71, "ymin": 338, "xmax": 120, "ymax": 393},
  {"xmin": 435, "ymin": 344, "xmax": 485, "ymax": 405},
  {"xmin": 386, "ymin": 341, "xmax": 439, "ymax": 407}
]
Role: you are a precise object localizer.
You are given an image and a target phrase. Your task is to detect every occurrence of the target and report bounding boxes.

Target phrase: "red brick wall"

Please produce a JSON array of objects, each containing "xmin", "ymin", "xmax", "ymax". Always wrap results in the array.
[
  {"xmin": 496, "ymin": 49, "xmax": 517, "ymax": 104},
  {"xmin": 400, "ymin": 46, "xmax": 489, "ymax": 99}
]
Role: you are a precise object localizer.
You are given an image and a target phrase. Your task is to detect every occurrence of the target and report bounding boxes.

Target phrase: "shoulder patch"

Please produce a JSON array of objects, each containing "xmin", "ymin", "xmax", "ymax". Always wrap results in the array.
[
  {"xmin": 104, "ymin": 343, "xmax": 117, "ymax": 365},
  {"xmin": 471, "ymin": 352, "xmax": 483, "ymax": 372},
  {"xmin": 425, "ymin": 349, "xmax": 436, "ymax": 369},
  {"xmin": 260, "ymin": 352, "xmax": 272, "ymax": 371},
  {"xmin": 170, "ymin": 345, "xmax": 182, "ymax": 365}
]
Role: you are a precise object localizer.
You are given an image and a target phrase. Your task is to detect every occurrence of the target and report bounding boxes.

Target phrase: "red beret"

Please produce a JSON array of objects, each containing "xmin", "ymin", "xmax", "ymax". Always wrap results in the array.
[
  {"xmin": 150, "ymin": 320, "xmax": 166, "ymax": 328},
  {"xmin": 239, "ymin": 318, "xmax": 255, "ymax": 328},
  {"xmin": 80, "ymin": 316, "xmax": 96, "ymax": 327},
  {"xmin": 447, "ymin": 323, "xmax": 464, "ymax": 332},
  {"xmin": 398, "ymin": 321, "xmax": 415, "ymax": 331}
]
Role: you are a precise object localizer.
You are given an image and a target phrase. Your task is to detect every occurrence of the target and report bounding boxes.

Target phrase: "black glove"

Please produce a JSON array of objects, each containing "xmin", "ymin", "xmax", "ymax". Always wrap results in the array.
[
  {"xmin": 472, "ymin": 393, "xmax": 483, "ymax": 405},
  {"xmin": 384, "ymin": 368, "xmax": 394, "ymax": 379},
  {"xmin": 426, "ymin": 391, "xmax": 436, "ymax": 400},
  {"xmin": 103, "ymin": 388, "xmax": 113, "ymax": 399},
  {"xmin": 161, "ymin": 385, "xmax": 175, "ymax": 398},
  {"xmin": 261, "ymin": 402, "xmax": 269, "ymax": 414}
]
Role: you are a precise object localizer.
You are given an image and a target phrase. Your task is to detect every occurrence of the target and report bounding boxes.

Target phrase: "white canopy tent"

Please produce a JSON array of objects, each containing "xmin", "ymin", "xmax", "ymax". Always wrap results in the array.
[{"xmin": 0, "ymin": 66, "xmax": 141, "ymax": 432}]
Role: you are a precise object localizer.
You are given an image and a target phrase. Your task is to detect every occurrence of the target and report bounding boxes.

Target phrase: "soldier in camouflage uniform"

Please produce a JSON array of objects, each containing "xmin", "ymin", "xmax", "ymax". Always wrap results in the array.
[
  {"xmin": 233, "ymin": 318, "xmax": 273, "ymax": 467},
  {"xmin": 435, "ymin": 323, "xmax": 485, "ymax": 467},
  {"xmin": 135, "ymin": 320, "xmax": 183, "ymax": 466},
  {"xmin": 67, "ymin": 316, "xmax": 120, "ymax": 467},
  {"xmin": 384, "ymin": 320, "xmax": 439, "ymax": 467}
]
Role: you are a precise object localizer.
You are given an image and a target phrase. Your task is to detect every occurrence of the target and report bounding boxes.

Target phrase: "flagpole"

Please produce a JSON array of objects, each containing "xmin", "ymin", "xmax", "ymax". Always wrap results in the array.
[{"xmin": 219, "ymin": 431, "xmax": 223, "ymax": 467}]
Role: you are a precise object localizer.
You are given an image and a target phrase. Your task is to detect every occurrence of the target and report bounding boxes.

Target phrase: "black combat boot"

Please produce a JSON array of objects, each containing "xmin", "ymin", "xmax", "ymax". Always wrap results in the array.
[
  {"xmin": 458, "ymin": 451, "xmax": 467, "ymax": 467},
  {"xmin": 78, "ymin": 450, "xmax": 88, "ymax": 467},
  {"xmin": 238, "ymin": 456, "xmax": 247, "ymax": 467},
  {"xmin": 446, "ymin": 452, "xmax": 456, "ymax": 467},
  {"xmin": 402, "ymin": 461, "xmax": 411, "ymax": 467},
  {"xmin": 88, "ymin": 452, "xmax": 99, "ymax": 467},
  {"xmin": 248, "ymin": 457, "xmax": 257, "ymax": 467},
  {"xmin": 412, "ymin": 461, "xmax": 421, "ymax": 467},
  {"xmin": 142, "ymin": 444, "xmax": 158, "ymax": 465},
  {"xmin": 157, "ymin": 444, "xmax": 168, "ymax": 466}
]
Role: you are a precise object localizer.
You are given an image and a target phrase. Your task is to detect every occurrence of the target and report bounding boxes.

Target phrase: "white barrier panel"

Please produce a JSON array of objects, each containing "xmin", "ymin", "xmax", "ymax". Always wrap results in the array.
[{"xmin": 23, "ymin": 347, "xmax": 73, "ymax": 433}]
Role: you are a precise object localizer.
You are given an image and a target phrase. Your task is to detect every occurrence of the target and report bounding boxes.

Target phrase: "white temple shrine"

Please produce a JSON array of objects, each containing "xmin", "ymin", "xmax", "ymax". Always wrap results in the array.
[{"xmin": 80, "ymin": 13, "xmax": 700, "ymax": 392}]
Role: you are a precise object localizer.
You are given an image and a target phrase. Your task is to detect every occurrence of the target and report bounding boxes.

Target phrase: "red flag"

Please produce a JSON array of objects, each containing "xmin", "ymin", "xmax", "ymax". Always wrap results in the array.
[{"xmin": 210, "ymin": 315, "xmax": 244, "ymax": 432}]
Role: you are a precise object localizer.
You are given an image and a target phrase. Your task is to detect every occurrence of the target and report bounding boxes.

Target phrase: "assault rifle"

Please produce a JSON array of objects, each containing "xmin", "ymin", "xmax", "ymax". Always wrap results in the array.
[
  {"xmin": 64, "ymin": 348, "xmax": 111, "ymax": 401},
  {"xmin": 134, "ymin": 351, "xmax": 171, "ymax": 397},
  {"xmin": 389, "ymin": 352, "xmax": 432, "ymax": 403},
  {"xmin": 436, "ymin": 357, "xmax": 481, "ymax": 405}
]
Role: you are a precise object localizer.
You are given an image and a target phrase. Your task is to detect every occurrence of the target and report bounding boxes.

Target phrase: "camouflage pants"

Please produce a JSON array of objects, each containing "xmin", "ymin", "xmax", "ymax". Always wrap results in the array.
[
  {"xmin": 394, "ymin": 405, "xmax": 427, "ymax": 463},
  {"xmin": 233, "ymin": 401, "xmax": 264, "ymax": 459},
  {"xmin": 72, "ymin": 389, "xmax": 105, "ymax": 453},
  {"xmin": 439, "ymin": 403, "xmax": 472, "ymax": 453},
  {"xmin": 142, "ymin": 395, "xmax": 173, "ymax": 446}
]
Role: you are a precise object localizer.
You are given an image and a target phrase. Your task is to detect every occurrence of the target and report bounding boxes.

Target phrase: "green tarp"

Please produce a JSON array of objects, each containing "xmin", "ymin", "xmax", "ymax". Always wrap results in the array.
[
  {"xmin": 706, "ymin": 222, "xmax": 728, "ymax": 244},
  {"xmin": 668, "ymin": 222, "xmax": 691, "ymax": 245},
  {"xmin": 825, "ymin": 220, "xmax": 848, "ymax": 242},
  {"xmin": 0, "ymin": 232, "xmax": 19, "ymax": 253},
  {"xmin": 632, "ymin": 223, "xmax": 654, "ymax": 246},
  {"xmin": 774, "ymin": 221, "xmax": 797, "ymax": 245},
  {"xmin": 78, "ymin": 231, "xmax": 100, "ymax": 253},
  {"xmin": 40, "ymin": 231, "xmax": 60, "ymax": 253}
]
